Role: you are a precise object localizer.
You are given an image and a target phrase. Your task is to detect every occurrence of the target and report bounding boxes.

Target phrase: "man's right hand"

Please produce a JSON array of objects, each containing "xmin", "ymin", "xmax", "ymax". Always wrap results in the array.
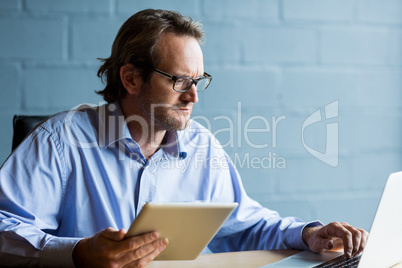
[{"xmin": 72, "ymin": 227, "xmax": 168, "ymax": 268}]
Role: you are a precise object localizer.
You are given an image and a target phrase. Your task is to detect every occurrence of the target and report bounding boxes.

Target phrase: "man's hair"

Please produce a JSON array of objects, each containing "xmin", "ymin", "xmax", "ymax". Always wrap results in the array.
[{"xmin": 96, "ymin": 9, "xmax": 204, "ymax": 103}]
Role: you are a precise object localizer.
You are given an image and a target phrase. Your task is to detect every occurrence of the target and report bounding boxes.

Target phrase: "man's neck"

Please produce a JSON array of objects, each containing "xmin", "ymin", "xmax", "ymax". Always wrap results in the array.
[
  {"xmin": 128, "ymin": 123, "xmax": 166, "ymax": 160},
  {"xmin": 119, "ymin": 99, "xmax": 166, "ymax": 160}
]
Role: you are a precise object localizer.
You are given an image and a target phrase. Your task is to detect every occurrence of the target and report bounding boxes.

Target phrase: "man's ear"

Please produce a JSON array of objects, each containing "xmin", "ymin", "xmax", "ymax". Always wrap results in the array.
[{"xmin": 120, "ymin": 63, "xmax": 143, "ymax": 95}]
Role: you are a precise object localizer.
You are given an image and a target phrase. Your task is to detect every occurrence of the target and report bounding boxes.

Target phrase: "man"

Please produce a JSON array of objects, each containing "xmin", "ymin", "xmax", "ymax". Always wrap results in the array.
[{"xmin": 0, "ymin": 9, "xmax": 367, "ymax": 267}]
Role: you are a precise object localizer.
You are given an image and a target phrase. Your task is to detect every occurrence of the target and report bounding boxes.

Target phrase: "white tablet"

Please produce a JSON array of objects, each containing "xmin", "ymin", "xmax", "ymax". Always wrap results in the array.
[{"xmin": 125, "ymin": 202, "xmax": 238, "ymax": 260}]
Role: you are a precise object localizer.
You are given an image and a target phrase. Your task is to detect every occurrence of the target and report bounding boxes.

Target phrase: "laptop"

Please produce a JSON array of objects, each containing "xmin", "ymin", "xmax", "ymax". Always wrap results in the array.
[
  {"xmin": 125, "ymin": 202, "xmax": 238, "ymax": 260},
  {"xmin": 262, "ymin": 171, "xmax": 402, "ymax": 268}
]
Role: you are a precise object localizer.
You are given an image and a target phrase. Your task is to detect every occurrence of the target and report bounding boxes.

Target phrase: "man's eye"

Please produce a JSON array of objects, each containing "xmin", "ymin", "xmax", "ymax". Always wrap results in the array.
[{"xmin": 175, "ymin": 78, "xmax": 185, "ymax": 84}]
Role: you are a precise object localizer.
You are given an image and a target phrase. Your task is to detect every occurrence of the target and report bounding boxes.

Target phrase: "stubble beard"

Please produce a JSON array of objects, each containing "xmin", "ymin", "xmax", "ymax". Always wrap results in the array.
[{"xmin": 138, "ymin": 84, "xmax": 192, "ymax": 132}]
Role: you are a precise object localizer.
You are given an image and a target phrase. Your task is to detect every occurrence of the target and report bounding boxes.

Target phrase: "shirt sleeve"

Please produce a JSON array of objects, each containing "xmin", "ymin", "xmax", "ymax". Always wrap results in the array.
[
  {"xmin": 207, "ymin": 149, "xmax": 323, "ymax": 252},
  {"xmin": 0, "ymin": 124, "xmax": 80, "ymax": 267}
]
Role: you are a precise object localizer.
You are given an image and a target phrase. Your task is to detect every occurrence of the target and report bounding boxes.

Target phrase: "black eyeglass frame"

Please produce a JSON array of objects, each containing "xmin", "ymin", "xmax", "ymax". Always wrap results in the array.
[{"xmin": 154, "ymin": 69, "xmax": 213, "ymax": 93}]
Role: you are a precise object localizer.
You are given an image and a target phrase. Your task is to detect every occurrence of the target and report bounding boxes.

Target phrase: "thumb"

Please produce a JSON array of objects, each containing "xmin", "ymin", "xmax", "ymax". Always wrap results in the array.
[
  {"xmin": 101, "ymin": 227, "xmax": 125, "ymax": 241},
  {"xmin": 324, "ymin": 239, "xmax": 334, "ymax": 250},
  {"xmin": 310, "ymin": 238, "xmax": 334, "ymax": 253}
]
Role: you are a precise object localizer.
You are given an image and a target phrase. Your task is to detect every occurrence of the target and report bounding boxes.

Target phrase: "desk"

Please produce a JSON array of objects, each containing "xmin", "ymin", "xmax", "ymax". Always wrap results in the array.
[
  {"xmin": 148, "ymin": 250, "xmax": 297, "ymax": 268},
  {"xmin": 148, "ymin": 250, "xmax": 402, "ymax": 268}
]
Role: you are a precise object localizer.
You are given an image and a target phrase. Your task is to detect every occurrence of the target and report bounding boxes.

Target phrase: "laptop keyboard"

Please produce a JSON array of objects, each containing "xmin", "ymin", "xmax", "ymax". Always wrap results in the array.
[{"xmin": 313, "ymin": 254, "xmax": 361, "ymax": 268}]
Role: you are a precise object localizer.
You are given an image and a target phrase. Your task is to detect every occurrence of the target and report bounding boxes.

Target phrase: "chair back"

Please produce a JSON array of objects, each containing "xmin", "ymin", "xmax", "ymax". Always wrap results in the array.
[{"xmin": 12, "ymin": 115, "xmax": 48, "ymax": 151}]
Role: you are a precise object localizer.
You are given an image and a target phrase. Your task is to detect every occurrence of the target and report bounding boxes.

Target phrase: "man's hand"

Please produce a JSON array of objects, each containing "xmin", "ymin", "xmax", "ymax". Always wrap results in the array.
[
  {"xmin": 302, "ymin": 222, "xmax": 368, "ymax": 258},
  {"xmin": 72, "ymin": 227, "xmax": 168, "ymax": 268}
]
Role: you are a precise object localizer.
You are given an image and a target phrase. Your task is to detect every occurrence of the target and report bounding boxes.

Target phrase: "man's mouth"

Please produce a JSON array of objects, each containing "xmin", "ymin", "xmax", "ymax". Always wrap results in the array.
[
  {"xmin": 174, "ymin": 104, "xmax": 193, "ymax": 113},
  {"xmin": 178, "ymin": 107, "xmax": 191, "ymax": 112}
]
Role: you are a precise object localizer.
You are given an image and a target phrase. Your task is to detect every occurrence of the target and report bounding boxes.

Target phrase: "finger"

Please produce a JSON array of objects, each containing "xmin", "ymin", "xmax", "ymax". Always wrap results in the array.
[
  {"xmin": 307, "ymin": 235, "xmax": 333, "ymax": 253},
  {"xmin": 341, "ymin": 223, "xmax": 362, "ymax": 257},
  {"xmin": 118, "ymin": 231, "xmax": 160, "ymax": 254},
  {"xmin": 340, "ymin": 230, "xmax": 353, "ymax": 258},
  {"xmin": 100, "ymin": 227, "xmax": 125, "ymax": 241},
  {"xmin": 125, "ymin": 238, "xmax": 169, "ymax": 268},
  {"xmin": 106, "ymin": 228, "xmax": 127, "ymax": 241},
  {"xmin": 117, "ymin": 229, "xmax": 127, "ymax": 240},
  {"xmin": 321, "ymin": 239, "xmax": 334, "ymax": 250},
  {"xmin": 321, "ymin": 222, "xmax": 353, "ymax": 257},
  {"xmin": 330, "ymin": 237, "xmax": 344, "ymax": 251},
  {"xmin": 120, "ymin": 238, "xmax": 169, "ymax": 267},
  {"xmin": 356, "ymin": 229, "xmax": 369, "ymax": 256}
]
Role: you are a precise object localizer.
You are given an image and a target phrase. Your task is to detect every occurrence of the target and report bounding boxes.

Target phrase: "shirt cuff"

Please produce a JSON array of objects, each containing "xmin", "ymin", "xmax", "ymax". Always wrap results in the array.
[
  {"xmin": 286, "ymin": 220, "xmax": 323, "ymax": 250},
  {"xmin": 41, "ymin": 236, "xmax": 81, "ymax": 267}
]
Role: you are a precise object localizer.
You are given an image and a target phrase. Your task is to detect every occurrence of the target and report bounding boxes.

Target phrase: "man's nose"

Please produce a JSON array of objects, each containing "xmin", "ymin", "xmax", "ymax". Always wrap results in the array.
[{"xmin": 181, "ymin": 83, "xmax": 199, "ymax": 103}]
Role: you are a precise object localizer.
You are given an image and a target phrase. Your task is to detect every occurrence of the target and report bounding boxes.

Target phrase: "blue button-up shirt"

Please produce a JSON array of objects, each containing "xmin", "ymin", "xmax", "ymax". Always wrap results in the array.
[{"xmin": 0, "ymin": 102, "xmax": 318, "ymax": 267}]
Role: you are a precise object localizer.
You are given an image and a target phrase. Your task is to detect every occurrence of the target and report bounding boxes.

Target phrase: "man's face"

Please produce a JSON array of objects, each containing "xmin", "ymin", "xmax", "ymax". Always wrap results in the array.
[{"xmin": 137, "ymin": 32, "xmax": 204, "ymax": 131}]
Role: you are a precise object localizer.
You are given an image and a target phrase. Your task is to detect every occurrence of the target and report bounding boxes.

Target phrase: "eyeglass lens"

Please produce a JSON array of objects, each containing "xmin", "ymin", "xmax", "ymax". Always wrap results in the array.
[{"xmin": 174, "ymin": 77, "xmax": 210, "ymax": 92}]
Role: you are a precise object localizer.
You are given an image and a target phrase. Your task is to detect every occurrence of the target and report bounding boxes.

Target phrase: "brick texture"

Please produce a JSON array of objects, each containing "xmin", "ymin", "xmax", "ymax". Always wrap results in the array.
[
  {"xmin": 0, "ymin": 63, "xmax": 21, "ymax": 110},
  {"xmin": 23, "ymin": 67, "xmax": 104, "ymax": 111},
  {"xmin": 283, "ymin": 0, "xmax": 354, "ymax": 22},
  {"xmin": 0, "ymin": 18, "xmax": 64, "ymax": 59},
  {"xmin": 116, "ymin": 0, "xmax": 200, "ymax": 18},
  {"xmin": 71, "ymin": 18, "xmax": 124, "ymax": 61},
  {"xmin": 0, "ymin": 0, "xmax": 20, "ymax": 10},
  {"xmin": 26, "ymin": 0, "xmax": 110, "ymax": 13},
  {"xmin": 357, "ymin": 0, "xmax": 402, "ymax": 24},
  {"xmin": 202, "ymin": 0, "xmax": 278, "ymax": 21},
  {"xmin": 320, "ymin": 27, "xmax": 389, "ymax": 65},
  {"xmin": 243, "ymin": 27, "xmax": 316, "ymax": 63},
  {"xmin": 0, "ymin": 0, "xmax": 401, "ymax": 230}
]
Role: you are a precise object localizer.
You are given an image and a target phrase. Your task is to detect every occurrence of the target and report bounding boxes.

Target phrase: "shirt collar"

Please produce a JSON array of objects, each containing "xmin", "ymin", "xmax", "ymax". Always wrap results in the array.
[
  {"xmin": 162, "ymin": 130, "xmax": 187, "ymax": 159},
  {"xmin": 98, "ymin": 101, "xmax": 187, "ymax": 160},
  {"xmin": 98, "ymin": 101, "xmax": 132, "ymax": 149}
]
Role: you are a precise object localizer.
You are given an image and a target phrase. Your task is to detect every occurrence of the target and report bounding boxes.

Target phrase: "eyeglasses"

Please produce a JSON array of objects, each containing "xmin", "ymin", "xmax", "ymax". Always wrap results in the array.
[{"xmin": 154, "ymin": 69, "xmax": 213, "ymax": 93}]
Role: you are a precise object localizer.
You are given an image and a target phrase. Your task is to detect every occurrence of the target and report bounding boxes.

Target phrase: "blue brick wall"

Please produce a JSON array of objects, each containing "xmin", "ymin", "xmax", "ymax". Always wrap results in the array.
[{"xmin": 0, "ymin": 0, "xmax": 401, "ymax": 232}]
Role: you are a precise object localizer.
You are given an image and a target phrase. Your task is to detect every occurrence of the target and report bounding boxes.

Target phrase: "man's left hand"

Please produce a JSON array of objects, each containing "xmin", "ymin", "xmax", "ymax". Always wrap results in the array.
[{"xmin": 302, "ymin": 222, "xmax": 369, "ymax": 258}]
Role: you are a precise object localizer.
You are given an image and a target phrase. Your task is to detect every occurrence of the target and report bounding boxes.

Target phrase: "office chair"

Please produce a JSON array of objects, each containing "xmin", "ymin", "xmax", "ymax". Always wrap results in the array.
[{"xmin": 12, "ymin": 115, "xmax": 49, "ymax": 151}]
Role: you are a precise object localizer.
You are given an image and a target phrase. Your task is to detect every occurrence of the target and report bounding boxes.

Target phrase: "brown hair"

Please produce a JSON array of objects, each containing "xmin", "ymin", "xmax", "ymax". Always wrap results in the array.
[{"xmin": 96, "ymin": 9, "xmax": 204, "ymax": 103}]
